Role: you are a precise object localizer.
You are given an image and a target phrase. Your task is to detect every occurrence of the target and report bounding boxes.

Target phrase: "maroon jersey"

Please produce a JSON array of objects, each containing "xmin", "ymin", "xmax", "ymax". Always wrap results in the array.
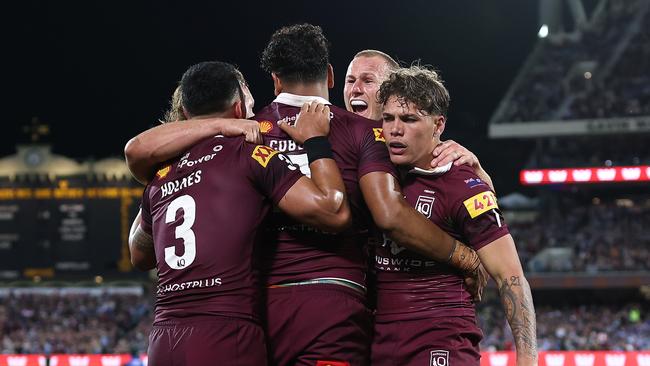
[
  {"xmin": 140, "ymin": 135, "xmax": 302, "ymax": 323},
  {"xmin": 375, "ymin": 164, "xmax": 509, "ymax": 321},
  {"xmin": 254, "ymin": 93, "xmax": 396, "ymax": 287}
]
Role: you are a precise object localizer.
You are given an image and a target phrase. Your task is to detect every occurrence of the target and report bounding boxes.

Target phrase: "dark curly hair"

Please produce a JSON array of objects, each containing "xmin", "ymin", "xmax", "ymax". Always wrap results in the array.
[
  {"xmin": 377, "ymin": 66, "xmax": 450, "ymax": 117},
  {"xmin": 180, "ymin": 61, "xmax": 241, "ymax": 117},
  {"xmin": 260, "ymin": 23, "xmax": 330, "ymax": 83}
]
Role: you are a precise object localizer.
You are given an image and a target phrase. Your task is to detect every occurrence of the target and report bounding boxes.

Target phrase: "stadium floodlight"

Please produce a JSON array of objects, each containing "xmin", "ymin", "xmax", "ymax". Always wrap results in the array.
[{"xmin": 538, "ymin": 24, "xmax": 549, "ymax": 38}]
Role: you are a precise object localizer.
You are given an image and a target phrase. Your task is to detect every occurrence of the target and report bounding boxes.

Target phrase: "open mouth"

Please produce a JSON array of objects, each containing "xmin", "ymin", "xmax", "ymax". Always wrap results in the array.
[
  {"xmin": 350, "ymin": 99, "xmax": 368, "ymax": 114},
  {"xmin": 388, "ymin": 141, "xmax": 407, "ymax": 154}
]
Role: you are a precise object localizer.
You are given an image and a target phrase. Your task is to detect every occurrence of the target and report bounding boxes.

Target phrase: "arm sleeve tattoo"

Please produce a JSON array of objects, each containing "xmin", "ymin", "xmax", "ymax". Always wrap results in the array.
[
  {"xmin": 132, "ymin": 227, "xmax": 154, "ymax": 251},
  {"xmin": 499, "ymin": 275, "xmax": 538, "ymax": 361}
]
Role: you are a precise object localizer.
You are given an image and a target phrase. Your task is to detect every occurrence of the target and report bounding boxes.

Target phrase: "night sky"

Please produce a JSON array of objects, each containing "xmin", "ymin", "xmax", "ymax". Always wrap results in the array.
[{"xmin": 7, "ymin": 0, "xmax": 541, "ymax": 193}]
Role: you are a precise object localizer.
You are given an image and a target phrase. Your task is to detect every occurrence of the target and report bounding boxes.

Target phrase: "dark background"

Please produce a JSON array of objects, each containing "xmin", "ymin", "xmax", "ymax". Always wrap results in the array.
[{"xmin": 6, "ymin": 0, "xmax": 541, "ymax": 193}]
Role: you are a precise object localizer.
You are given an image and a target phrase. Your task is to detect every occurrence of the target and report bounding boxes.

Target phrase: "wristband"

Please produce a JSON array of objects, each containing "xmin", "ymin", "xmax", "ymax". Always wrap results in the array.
[
  {"xmin": 444, "ymin": 240, "xmax": 458, "ymax": 263},
  {"xmin": 447, "ymin": 240, "xmax": 480, "ymax": 275},
  {"xmin": 304, "ymin": 136, "xmax": 333, "ymax": 164}
]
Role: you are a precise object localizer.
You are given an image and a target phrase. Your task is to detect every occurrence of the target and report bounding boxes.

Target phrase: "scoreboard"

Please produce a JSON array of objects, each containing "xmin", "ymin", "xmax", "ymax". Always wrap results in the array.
[{"xmin": 0, "ymin": 179, "xmax": 143, "ymax": 279}]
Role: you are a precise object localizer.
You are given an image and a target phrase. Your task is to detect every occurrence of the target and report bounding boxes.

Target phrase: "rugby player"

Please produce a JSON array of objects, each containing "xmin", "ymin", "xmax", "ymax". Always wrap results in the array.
[
  {"xmin": 124, "ymin": 25, "xmax": 486, "ymax": 366},
  {"xmin": 343, "ymin": 50, "xmax": 495, "ymax": 189},
  {"xmin": 128, "ymin": 61, "xmax": 352, "ymax": 366},
  {"xmin": 372, "ymin": 65, "xmax": 537, "ymax": 366},
  {"xmin": 260, "ymin": 24, "xmax": 486, "ymax": 366},
  {"xmin": 125, "ymin": 72, "xmax": 261, "ymax": 185}
]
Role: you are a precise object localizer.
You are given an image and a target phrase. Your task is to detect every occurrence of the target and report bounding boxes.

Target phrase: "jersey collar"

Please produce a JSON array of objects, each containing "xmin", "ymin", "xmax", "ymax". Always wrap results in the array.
[
  {"xmin": 408, "ymin": 162, "xmax": 453, "ymax": 176},
  {"xmin": 273, "ymin": 93, "xmax": 331, "ymax": 107}
]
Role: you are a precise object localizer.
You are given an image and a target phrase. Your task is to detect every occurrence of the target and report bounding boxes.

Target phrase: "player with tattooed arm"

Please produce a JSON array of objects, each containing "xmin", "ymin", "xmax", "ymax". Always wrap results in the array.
[{"xmin": 372, "ymin": 66, "xmax": 537, "ymax": 366}]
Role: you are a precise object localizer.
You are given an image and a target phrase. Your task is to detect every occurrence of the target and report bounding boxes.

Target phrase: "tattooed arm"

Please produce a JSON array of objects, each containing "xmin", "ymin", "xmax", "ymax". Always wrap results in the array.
[
  {"xmin": 478, "ymin": 234, "xmax": 538, "ymax": 366},
  {"xmin": 129, "ymin": 209, "xmax": 156, "ymax": 271}
]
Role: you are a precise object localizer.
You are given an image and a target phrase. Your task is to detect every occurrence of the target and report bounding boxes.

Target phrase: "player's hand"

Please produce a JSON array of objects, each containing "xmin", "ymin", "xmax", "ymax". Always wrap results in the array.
[
  {"xmin": 217, "ymin": 119, "xmax": 263, "ymax": 144},
  {"xmin": 431, "ymin": 140, "xmax": 480, "ymax": 169},
  {"xmin": 464, "ymin": 263, "xmax": 489, "ymax": 303},
  {"xmin": 278, "ymin": 102, "xmax": 331, "ymax": 145}
]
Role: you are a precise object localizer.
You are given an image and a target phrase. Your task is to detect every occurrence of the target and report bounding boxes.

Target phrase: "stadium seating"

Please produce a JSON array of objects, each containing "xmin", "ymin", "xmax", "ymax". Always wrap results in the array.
[
  {"xmin": 493, "ymin": 0, "xmax": 649, "ymax": 124},
  {"xmin": 508, "ymin": 195, "xmax": 650, "ymax": 273},
  {"xmin": 478, "ymin": 296, "xmax": 650, "ymax": 351},
  {"xmin": 0, "ymin": 289, "xmax": 151, "ymax": 355},
  {"xmin": 2, "ymin": 288, "xmax": 647, "ymax": 355}
]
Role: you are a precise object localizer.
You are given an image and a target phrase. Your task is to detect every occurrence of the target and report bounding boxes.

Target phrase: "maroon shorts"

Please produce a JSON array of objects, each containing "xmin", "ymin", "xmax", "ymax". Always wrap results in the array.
[
  {"xmin": 147, "ymin": 316, "xmax": 267, "ymax": 366},
  {"xmin": 371, "ymin": 315, "xmax": 483, "ymax": 366},
  {"xmin": 264, "ymin": 284, "xmax": 372, "ymax": 366}
]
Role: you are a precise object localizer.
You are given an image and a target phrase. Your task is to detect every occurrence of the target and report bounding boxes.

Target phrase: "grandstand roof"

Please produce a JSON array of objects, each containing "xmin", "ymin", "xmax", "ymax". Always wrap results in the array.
[{"xmin": 0, "ymin": 144, "xmax": 130, "ymax": 179}]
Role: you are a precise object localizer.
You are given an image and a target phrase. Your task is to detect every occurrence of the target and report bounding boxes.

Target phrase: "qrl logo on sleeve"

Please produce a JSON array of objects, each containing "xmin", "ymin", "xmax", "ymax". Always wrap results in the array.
[
  {"xmin": 251, "ymin": 145, "xmax": 279, "ymax": 167},
  {"xmin": 373, "ymin": 128, "xmax": 385, "ymax": 142},
  {"xmin": 463, "ymin": 191, "xmax": 498, "ymax": 218},
  {"xmin": 430, "ymin": 350, "xmax": 449, "ymax": 366}
]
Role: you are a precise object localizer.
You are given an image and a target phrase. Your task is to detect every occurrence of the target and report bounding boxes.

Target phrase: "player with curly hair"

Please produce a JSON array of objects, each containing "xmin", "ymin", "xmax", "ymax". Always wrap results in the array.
[{"xmin": 371, "ymin": 65, "xmax": 537, "ymax": 366}]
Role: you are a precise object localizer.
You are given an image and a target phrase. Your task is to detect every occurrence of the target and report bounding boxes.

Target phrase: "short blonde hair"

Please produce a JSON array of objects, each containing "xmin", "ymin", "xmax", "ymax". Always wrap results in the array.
[
  {"xmin": 162, "ymin": 85, "xmax": 186, "ymax": 123},
  {"xmin": 354, "ymin": 49, "xmax": 399, "ymax": 71}
]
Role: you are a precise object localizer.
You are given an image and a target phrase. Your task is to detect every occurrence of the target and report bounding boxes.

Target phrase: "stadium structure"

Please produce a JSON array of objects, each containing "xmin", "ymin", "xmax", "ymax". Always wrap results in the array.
[{"xmin": 481, "ymin": 0, "xmax": 650, "ymax": 365}]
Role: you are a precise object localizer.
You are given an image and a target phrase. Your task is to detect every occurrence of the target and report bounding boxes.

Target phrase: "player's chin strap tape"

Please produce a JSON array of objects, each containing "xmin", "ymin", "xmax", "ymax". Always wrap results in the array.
[{"xmin": 304, "ymin": 136, "xmax": 334, "ymax": 164}]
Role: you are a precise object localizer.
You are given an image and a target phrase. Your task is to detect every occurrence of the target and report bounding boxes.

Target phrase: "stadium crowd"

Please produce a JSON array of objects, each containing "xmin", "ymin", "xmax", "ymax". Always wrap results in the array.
[
  {"xmin": 498, "ymin": 0, "xmax": 649, "ymax": 122},
  {"xmin": 509, "ymin": 196, "xmax": 650, "ymax": 272},
  {"xmin": 0, "ymin": 291, "xmax": 152, "ymax": 355},
  {"xmin": 1, "ymin": 290, "xmax": 648, "ymax": 354},
  {"xmin": 526, "ymin": 135, "xmax": 650, "ymax": 168},
  {"xmin": 479, "ymin": 298, "xmax": 650, "ymax": 351}
]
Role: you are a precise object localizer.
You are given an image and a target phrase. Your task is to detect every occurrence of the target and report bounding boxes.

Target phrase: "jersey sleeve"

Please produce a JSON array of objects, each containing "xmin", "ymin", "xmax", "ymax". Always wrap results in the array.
[
  {"xmin": 140, "ymin": 185, "xmax": 153, "ymax": 235},
  {"xmin": 357, "ymin": 124, "xmax": 398, "ymax": 179},
  {"xmin": 246, "ymin": 143, "xmax": 304, "ymax": 205},
  {"xmin": 447, "ymin": 166, "xmax": 509, "ymax": 251}
]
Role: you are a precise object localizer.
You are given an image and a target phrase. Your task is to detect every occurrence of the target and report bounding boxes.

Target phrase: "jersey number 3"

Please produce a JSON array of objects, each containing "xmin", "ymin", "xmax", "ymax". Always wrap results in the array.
[{"xmin": 164, "ymin": 195, "xmax": 197, "ymax": 270}]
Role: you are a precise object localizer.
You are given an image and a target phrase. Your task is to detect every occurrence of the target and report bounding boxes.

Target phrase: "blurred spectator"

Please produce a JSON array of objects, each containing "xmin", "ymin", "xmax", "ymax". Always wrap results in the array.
[
  {"xmin": 478, "ymin": 299, "xmax": 650, "ymax": 351},
  {"xmin": 0, "ymin": 286, "xmax": 648, "ymax": 354},
  {"xmin": 0, "ymin": 290, "xmax": 152, "ymax": 355},
  {"xmin": 526, "ymin": 135, "xmax": 650, "ymax": 169},
  {"xmin": 510, "ymin": 196, "xmax": 650, "ymax": 272}
]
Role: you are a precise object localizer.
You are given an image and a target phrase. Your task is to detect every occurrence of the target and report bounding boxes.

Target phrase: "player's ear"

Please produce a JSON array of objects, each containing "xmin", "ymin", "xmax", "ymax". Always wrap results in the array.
[
  {"xmin": 182, "ymin": 106, "xmax": 191, "ymax": 120},
  {"xmin": 233, "ymin": 100, "xmax": 244, "ymax": 119},
  {"xmin": 272, "ymin": 73, "xmax": 282, "ymax": 96},
  {"xmin": 327, "ymin": 64, "xmax": 334, "ymax": 89},
  {"xmin": 434, "ymin": 115, "xmax": 446, "ymax": 137}
]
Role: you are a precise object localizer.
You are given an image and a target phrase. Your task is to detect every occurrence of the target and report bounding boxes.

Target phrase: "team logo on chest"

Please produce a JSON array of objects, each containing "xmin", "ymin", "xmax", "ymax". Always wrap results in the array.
[
  {"xmin": 430, "ymin": 350, "xmax": 449, "ymax": 366},
  {"xmin": 415, "ymin": 190, "xmax": 435, "ymax": 218}
]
